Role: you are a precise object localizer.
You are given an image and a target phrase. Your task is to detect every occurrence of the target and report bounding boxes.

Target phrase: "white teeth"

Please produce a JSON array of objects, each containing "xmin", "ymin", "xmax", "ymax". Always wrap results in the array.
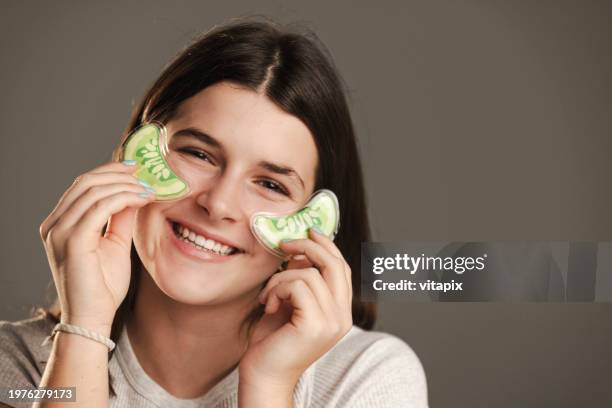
[{"xmin": 175, "ymin": 223, "xmax": 237, "ymax": 255}]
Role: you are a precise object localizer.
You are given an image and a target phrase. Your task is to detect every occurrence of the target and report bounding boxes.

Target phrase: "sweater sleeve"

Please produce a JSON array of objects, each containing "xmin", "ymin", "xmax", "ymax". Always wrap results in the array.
[
  {"xmin": 333, "ymin": 335, "xmax": 429, "ymax": 408},
  {"xmin": 0, "ymin": 318, "xmax": 53, "ymax": 406}
]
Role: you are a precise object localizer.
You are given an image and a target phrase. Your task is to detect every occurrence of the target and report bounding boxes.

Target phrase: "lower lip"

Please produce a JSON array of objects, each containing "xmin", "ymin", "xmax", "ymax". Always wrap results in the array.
[{"xmin": 167, "ymin": 221, "xmax": 239, "ymax": 263}]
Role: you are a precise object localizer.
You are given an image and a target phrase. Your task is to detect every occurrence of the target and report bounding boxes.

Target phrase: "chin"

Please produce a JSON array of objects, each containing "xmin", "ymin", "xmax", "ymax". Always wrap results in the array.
[
  {"xmin": 149, "ymin": 264, "xmax": 235, "ymax": 305},
  {"xmin": 158, "ymin": 280, "xmax": 223, "ymax": 305},
  {"xmin": 147, "ymin": 257, "xmax": 271, "ymax": 307}
]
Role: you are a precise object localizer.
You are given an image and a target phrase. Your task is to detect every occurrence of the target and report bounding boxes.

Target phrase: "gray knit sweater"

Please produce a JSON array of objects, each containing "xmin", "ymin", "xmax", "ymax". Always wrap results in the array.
[{"xmin": 0, "ymin": 316, "xmax": 428, "ymax": 407}]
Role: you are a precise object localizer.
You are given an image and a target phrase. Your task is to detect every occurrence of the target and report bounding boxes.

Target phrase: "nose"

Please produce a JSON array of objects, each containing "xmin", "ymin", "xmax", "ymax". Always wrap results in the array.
[{"xmin": 195, "ymin": 172, "xmax": 243, "ymax": 223}]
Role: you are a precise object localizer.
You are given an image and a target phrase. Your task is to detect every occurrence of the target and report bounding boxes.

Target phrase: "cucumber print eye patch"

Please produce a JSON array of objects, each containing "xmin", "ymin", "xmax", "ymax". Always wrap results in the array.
[
  {"xmin": 121, "ymin": 123, "xmax": 190, "ymax": 201},
  {"xmin": 250, "ymin": 189, "xmax": 340, "ymax": 258}
]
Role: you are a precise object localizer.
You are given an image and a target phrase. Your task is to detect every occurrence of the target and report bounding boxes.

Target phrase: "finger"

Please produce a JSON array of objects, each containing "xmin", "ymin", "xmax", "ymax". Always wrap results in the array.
[
  {"xmin": 50, "ymin": 173, "xmax": 145, "ymax": 223},
  {"xmin": 57, "ymin": 183, "xmax": 153, "ymax": 231},
  {"xmin": 72, "ymin": 191, "xmax": 155, "ymax": 249},
  {"xmin": 279, "ymin": 238, "xmax": 349, "ymax": 304},
  {"xmin": 260, "ymin": 268, "xmax": 335, "ymax": 314},
  {"xmin": 308, "ymin": 227, "xmax": 343, "ymax": 258},
  {"xmin": 68, "ymin": 162, "xmax": 140, "ymax": 195},
  {"xmin": 308, "ymin": 228, "xmax": 353, "ymax": 295},
  {"xmin": 265, "ymin": 280, "xmax": 321, "ymax": 318},
  {"xmin": 105, "ymin": 207, "xmax": 139, "ymax": 251},
  {"xmin": 42, "ymin": 170, "xmax": 147, "ymax": 238},
  {"xmin": 286, "ymin": 254, "xmax": 312, "ymax": 270}
]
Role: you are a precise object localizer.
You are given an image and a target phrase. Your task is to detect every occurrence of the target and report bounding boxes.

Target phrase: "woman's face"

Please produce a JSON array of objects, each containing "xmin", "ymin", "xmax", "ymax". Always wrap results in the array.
[{"xmin": 132, "ymin": 81, "xmax": 318, "ymax": 305}]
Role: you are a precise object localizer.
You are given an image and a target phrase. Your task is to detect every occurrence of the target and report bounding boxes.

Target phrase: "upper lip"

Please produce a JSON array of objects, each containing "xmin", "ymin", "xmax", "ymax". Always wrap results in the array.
[{"xmin": 170, "ymin": 219, "xmax": 244, "ymax": 252}]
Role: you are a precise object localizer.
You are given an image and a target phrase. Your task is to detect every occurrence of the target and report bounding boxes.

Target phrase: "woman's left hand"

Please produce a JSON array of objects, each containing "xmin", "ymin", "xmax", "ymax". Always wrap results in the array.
[{"xmin": 238, "ymin": 227, "xmax": 353, "ymax": 400}]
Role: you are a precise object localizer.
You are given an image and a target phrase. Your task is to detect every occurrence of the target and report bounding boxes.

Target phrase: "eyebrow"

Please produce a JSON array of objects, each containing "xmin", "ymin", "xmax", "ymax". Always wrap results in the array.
[
  {"xmin": 172, "ymin": 127, "xmax": 222, "ymax": 149},
  {"xmin": 258, "ymin": 160, "xmax": 305, "ymax": 189},
  {"xmin": 172, "ymin": 127, "xmax": 306, "ymax": 189}
]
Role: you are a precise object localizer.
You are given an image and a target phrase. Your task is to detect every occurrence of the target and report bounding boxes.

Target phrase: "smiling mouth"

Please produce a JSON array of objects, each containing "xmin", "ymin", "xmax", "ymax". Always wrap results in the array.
[{"xmin": 171, "ymin": 221, "xmax": 242, "ymax": 256}]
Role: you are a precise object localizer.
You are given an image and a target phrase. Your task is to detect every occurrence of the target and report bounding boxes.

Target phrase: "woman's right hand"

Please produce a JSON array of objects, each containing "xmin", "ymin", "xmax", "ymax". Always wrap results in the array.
[{"xmin": 39, "ymin": 161, "xmax": 155, "ymax": 334}]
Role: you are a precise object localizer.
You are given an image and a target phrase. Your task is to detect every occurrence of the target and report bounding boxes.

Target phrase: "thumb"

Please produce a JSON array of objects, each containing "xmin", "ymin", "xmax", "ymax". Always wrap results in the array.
[{"xmin": 104, "ymin": 207, "xmax": 138, "ymax": 251}]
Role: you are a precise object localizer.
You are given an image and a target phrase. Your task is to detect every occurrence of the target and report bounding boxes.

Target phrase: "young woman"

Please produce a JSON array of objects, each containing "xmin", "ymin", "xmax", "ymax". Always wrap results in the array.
[{"xmin": 0, "ymin": 19, "xmax": 428, "ymax": 407}]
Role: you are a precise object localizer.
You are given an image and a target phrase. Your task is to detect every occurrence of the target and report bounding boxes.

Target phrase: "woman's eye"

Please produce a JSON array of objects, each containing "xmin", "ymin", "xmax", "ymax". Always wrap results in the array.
[
  {"xmin": 258, "ymin": 179, "xmax": 289, "ymax": 196},
  {"xmin": 180, "ymin": 148, "xmax": 214, "ymax": 164}
]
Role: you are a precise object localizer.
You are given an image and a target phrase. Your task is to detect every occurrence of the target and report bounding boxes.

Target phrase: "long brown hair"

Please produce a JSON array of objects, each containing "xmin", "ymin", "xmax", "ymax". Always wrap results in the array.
[{"xmin": 46, "ymin": 16, "xmax": 376, "ymax": 346}]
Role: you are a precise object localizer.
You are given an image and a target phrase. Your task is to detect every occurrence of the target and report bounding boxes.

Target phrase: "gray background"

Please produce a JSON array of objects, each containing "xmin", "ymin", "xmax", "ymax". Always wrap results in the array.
[{"xmin": 1, "ymin": 1, "xmax": 611, "ymax": 407}]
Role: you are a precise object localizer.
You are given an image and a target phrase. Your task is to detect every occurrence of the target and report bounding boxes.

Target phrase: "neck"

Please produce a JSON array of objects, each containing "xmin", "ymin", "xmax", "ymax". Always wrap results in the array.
[{"xmin": 125, "ymin": 267, "xmax": 260, "ymax": 399}]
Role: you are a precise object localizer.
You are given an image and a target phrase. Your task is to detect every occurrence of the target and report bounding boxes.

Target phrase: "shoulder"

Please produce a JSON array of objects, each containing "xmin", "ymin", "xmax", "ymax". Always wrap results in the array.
[
  {"xmin": 327, "ymin": 325, "xmax": 423, "ymax": 367},
  {"xmin": 0, "ymin": 314, "xmax": 54, "ymax": 390},
  {"xmin": 310, "ymin": 326, "xmax": 428, "ymax": 408}
]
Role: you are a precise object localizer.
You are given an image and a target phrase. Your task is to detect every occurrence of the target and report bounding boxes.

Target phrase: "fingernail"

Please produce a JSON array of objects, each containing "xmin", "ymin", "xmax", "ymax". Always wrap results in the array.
[
  {"xmin": 280, "ymin": 238, "xmax": 294, "ymax": 244},
  {"xmin": 139, "ymin": 191, "xmax": 154, "ymax": 198},
  {"xmin": 310, "ymin": 225, "xmax": 323, "ymax": 235},
  {"xmin": 138, "ymin": 180, "xmax": 155, "ymax": 193},
  {"xmin": 122, "ymin": 160, "xmax": 137, "ymax": 166}
]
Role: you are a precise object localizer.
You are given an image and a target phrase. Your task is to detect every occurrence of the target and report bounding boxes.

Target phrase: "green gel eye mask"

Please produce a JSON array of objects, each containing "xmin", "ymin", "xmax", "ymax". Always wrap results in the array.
[
  {"xmin": 121, "ymin": 123, "xmax": 189, "ymax": 201},
  {"xmin": 250, "ymin": 189, "xmax": 340, "ymax": 258}
]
